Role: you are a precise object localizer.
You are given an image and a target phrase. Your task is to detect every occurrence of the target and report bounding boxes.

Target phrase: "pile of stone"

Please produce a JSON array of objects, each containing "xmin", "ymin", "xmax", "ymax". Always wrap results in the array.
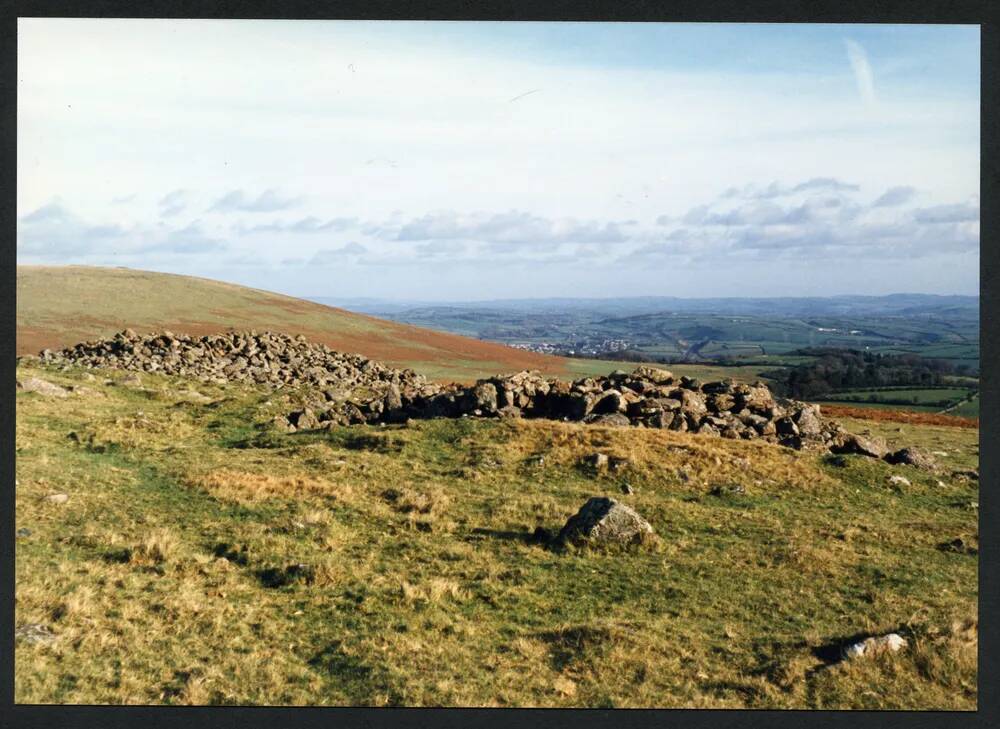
[
  {"xmin": 24, "ymin": 330, "xmax": 919, "ymax": 459},
  {"xmin": 28, "ymin": 329, "xmax": 434, "ymax": 399},
  {"xmin": 284, "ymin": 363, "xmax": 880, "ymax": 454}
]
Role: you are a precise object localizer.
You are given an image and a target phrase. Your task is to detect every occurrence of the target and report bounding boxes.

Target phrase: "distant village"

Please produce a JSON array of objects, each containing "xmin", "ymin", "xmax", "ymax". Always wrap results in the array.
[{"xmin": 510, "ymin": 338, "xmax": 632, "ymax": 356}]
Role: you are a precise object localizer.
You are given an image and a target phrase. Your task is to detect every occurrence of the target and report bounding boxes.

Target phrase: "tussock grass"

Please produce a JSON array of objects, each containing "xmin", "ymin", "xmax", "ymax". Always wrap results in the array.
[
  {"xmin": 185, "ymin": 470, "xmax": 353, "ymax": 506},
  {"xmin": 15, "ymin": 362, "xmax": 978, "ymax": 708}
]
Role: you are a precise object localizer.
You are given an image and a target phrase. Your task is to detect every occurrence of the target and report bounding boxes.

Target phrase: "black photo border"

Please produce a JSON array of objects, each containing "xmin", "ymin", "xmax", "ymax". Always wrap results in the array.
[{"xmin": 0, "ymin": 2, "xmax": 995, "ymax": 728}]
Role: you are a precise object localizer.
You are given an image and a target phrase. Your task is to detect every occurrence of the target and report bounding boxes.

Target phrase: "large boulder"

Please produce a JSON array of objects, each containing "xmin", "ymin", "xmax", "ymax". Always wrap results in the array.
[
  {"xmin": 793, "ymin": 404, "xmax": 824, "ymax": 437},
  {"xmin": 736, "ymin": 383, "xmax": 775, "ymax": 413},
  {"xmin": 677, "ymin": 390, "xmax": 707, "ymax": 419},
  {"xmin": 470, "ymin": 382, "xmax": 498, "ymax": 414},
  {"xmin": 557, "ymin": 497, "xmax": 654, "ymax": 545}
]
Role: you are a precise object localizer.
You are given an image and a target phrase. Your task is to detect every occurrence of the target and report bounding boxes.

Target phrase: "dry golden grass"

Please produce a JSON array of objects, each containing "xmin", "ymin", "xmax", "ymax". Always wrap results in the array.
[{"xmin": 185, "ymin": 469, "xmax": 354, "ymax": 506}]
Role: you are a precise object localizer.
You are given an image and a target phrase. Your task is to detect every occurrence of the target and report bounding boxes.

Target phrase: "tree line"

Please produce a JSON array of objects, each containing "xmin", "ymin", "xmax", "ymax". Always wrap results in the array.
[{"xmin": 762, "ymin": 348, "xmax": 966, "ymax": 399}]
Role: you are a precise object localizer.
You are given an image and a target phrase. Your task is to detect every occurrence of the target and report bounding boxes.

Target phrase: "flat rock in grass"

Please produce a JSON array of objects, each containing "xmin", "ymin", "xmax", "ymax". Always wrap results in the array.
[
  {"xmin": 43, "ymin": 493, "xmax": 69, "ymax": 504},
  {"xmin": 557, "ymin": 497, "xmax": 654, "ymax": 545},
  {"xmin": 888, "ymin": 475, "xmax": 911, "ymax": 487},
  {"xmin": 583, "ymin": 413, "xmax": 631, "ymax": 428},
  {"xmin": 16, "ymin": 376, "xmax": 69, "ymax": 398},
  {"xmin": 16, "ymin": 623, "xmax": 55, "ymax": 645},
  {"xmin": 121, "ymin": 373, "xmax": 143, "ymax": 387},
  {"xmin": 832, "ymin": 433, "xmax": 889, "ymax": 459},
  {"xmin": 178, "ymin": 389, "xmax": 213, "ymax": 404},
  {"xmin": 884, "ymin": 447, "xmax": 938, "ymax": 470},
  {"xmin": 842, "ymin": 633, "xmax": 908, "ymax": 660}
]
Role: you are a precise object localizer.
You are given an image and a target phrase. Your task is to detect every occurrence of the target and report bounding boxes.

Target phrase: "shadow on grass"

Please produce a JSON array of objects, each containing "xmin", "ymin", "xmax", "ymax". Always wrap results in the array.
[
  {"xmin": 537, "ymin": 625, "xmax": 616, "ymax": 672},
  {"xmin": 308, "ymin": 640, "xmax": 401, "ymax": 705},
  {"xmin": 807, "ymin": 626, "xmax": 911, "ymax": 675},
  {"xmin": 467, "ymin": 526, "xmax": 555, "ymax": 548}
]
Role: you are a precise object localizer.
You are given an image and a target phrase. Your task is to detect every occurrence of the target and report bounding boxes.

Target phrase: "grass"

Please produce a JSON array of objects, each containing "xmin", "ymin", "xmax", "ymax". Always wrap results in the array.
[{"xmin": 15, "ymin": 363, "xmax": 978, "ymax": 708}]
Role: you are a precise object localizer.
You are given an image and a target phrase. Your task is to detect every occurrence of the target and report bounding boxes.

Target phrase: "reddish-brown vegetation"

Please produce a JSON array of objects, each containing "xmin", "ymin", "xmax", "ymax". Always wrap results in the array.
[{"xmin": 820, "ymin": 403, "xmax": 978, "ymax": 429}]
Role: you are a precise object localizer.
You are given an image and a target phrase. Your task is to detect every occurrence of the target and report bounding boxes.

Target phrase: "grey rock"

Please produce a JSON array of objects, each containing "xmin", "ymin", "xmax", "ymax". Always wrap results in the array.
[
  {"xmin": 794, "ymin": 405, "xmax": 824, "ymax": 437},
  {"xmin": 884, "ymin": 447, "xmax": 937, "ymax": 470},
  {"xmin": 832, "ymin": 433, "xmax": 889, "ymax": 459},
  {"xmin": 470, "ymin": 382, "xmax": 498, "ymax": 413},
  {"xmin": 557, "ymin": 497, "xmax": 654, "ymax": 545},
  {"xmin": 15, "ymin": 623, "xmax": 56, "ymax": 645},
  {"xmin": 16, "ymin": 377, "xmax": 69, "ymax": 398},
  {"xmin": 842, "ymin": 633, "xmax": 908, "ymax": 660}
]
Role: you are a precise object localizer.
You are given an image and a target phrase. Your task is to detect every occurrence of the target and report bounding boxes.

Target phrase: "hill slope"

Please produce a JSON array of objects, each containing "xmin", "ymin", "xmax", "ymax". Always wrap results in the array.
[{"xmin": 16, "ymin": 266, "xmax": 566, "ymax": 382}]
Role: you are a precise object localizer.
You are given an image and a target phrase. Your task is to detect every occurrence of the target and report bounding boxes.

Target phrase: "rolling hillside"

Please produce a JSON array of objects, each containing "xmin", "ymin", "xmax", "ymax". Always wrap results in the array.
[{"xmin": 16, "ymin": 266, "xmax": 568, "ymax": 382}]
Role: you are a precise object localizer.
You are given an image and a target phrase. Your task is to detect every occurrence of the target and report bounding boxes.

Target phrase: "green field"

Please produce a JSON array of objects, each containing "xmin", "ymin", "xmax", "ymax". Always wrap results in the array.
[
  {"xmin": 815, "ymin": 401, "xmax": 946, "ymax": 414},
  {"xmin": 823, "ymin": 388, "xmax": 974, "ymax": 407},
  {"xmin": 15, "ymin": 362, "xmax": 978, "ymax": 708},
  {"xmin": 564, "ymin": 359, "xmax": 778, "ymax": 384},
  {"xmin": 948, "ymin": 395, "xmax": 981, "ymax": 418}
]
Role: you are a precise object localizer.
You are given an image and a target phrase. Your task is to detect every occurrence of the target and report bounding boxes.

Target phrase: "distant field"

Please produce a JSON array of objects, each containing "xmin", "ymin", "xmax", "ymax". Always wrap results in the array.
[
  {"xmin": 386, "ymin": 306, "xmax": 978, "ymax": 367},
  {"xmin": 948, "ymin": 395, "xmax": 980, "ymax": 418},
  {"xmin": 816, "ymin": 400, "xmax": 944, "ymax": 414},
  {"xmin": 823, "ymin": 388, "xmax": 973, "ymax": 406},
  {"xmin": 563, "ymin": 359, "xmax": 778, "ymax": 384}
]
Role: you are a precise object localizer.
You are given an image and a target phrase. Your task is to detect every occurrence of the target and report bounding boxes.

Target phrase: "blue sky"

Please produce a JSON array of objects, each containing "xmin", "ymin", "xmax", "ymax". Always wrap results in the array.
[{"xmin": 17, "ymin": 20, "xmax": 979, "ymax": 299}]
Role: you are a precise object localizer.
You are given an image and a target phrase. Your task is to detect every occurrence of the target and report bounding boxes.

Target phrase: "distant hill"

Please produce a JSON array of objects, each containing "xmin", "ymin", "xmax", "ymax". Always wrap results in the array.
[
  {"xmin": 15, "ymin": 266, "xmax": 568, "ymax": 382},
  {"xmin": 309, "ymin": 293, "xmax": 980, "ymax": 319}
]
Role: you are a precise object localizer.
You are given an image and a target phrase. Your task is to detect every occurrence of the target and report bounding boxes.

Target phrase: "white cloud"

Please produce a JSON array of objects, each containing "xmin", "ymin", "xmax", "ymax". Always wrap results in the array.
[{"xmin": 845, "ymin": 39, "xmax": 877, "ymax": 106}]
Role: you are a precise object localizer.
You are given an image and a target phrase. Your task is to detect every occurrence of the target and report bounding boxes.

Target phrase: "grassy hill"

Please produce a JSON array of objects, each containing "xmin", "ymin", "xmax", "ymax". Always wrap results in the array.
[
  {"xmin": 16, "ymin": 266, "xmax": 568, "ymax": 383},
  {"xmin": 15, "ymin": 361, "xmax": 979, "ymax": 708}
]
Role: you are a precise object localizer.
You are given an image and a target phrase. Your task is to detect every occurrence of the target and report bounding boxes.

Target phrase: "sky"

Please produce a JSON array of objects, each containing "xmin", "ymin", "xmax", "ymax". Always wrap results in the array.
[{"xmin": 17, "ymin": 20, "xmax": 980, "ymax": 300}]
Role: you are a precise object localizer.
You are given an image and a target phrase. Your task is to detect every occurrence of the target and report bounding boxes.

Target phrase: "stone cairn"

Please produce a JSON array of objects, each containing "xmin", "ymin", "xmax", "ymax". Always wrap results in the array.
[{"xmin": 27, "ymin": 329, "xmax": 893, "ymax": 458}]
